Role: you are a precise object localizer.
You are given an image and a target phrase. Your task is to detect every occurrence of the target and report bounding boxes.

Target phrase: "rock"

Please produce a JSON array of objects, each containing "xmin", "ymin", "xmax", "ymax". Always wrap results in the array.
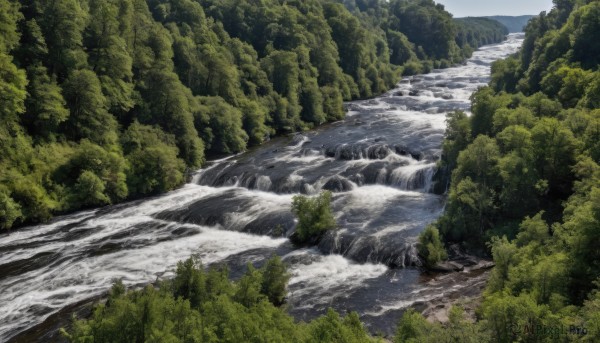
[
  {"xmin": 469, "ymin": 260, "xmax": 496, "ymax": 271},
  {"xmin": 322, "ymin": 176, "xmax": 354, "ymax": 192},
  {"xmin": 430, "ymin": 261, "xmax": 464, "ymax": 273},
  {"xmin": 290, "ymin": 134, "xmax": 310, "ymax": 146}
]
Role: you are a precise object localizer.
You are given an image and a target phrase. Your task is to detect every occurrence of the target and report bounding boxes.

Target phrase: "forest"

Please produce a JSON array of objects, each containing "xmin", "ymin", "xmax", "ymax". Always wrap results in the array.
[
  {"xmin": 416, "ymin": 0, "xmax": 600, "ymax": 341},
  {"xmin": 0, "ymin": 0, "xmax": 508, "ymax": 231}
]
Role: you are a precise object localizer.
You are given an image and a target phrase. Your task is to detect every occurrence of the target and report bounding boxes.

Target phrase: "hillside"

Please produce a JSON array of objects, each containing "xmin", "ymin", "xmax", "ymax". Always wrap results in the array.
[
  {"xmin": 414, "ymin": 0, "xmax": 600, "ymax": 341},
  {"xmin": 484, "ymin": 15, "xmax": 535, "ymax": 32},
  {"xmin": 0, "ymin": 0, "xmax": 508, "ymax": 231}
]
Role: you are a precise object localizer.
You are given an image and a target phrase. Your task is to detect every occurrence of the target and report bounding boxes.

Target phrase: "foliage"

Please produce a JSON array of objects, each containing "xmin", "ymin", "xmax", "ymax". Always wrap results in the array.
[
  {"xmin": 63, "ymin": 256, "xmax": 376, "ymax": 343},
  {"xmin": 417, "ymin": 225, "xmax": 447, "ymax": 268},
  {"xmin": 426, "ymin": 1, "xmax": 600, "ymax": 342},
  {"xmin": 0, "ymin": 0, "xmax": 507, "ymax": 230},
  {"xmin": 291, "ymin": 191, "xmax": 336, "ymax": 244}
]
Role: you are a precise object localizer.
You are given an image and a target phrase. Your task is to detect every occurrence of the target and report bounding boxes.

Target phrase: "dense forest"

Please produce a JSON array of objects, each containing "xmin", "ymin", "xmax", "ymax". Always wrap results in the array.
[
  {"xmin": 415, "ymin": 0, "xmax": 600, "ymax": 341},
  {"xmin": 0, "ymin": 0, "xmax": 508, "ymax": 231}
]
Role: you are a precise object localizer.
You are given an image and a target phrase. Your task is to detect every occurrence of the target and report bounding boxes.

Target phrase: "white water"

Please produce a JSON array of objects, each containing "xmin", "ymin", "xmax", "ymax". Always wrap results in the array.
[{"xmin": 0, "ymin": 34, "xmax": 524, "ymax": 341}]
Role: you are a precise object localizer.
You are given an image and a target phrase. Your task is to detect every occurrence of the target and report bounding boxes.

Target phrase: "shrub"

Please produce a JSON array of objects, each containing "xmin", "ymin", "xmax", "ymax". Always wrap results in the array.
[
  {"xmin": 291, "ymin": 191, "xmax": 336, "ymax": 244},
  {"xmin": 417, "ymin": 225, "xmax": 447, "ymax": 268}
]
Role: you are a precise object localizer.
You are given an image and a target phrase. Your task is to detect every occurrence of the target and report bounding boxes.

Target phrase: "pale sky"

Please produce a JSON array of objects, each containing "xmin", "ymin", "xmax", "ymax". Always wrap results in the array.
[{"xmin": 435, "ymin": 0, "xmax": 554, "ymax": 17}]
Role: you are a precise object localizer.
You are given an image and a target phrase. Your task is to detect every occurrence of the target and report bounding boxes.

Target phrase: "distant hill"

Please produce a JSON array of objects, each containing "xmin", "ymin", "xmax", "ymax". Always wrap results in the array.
[{"xmin": 483, "ymin": 15, "xmax": 535, "ymax": 32}]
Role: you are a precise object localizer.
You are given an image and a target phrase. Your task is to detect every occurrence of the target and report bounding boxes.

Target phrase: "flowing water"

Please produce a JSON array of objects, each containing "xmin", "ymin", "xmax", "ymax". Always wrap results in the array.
[{"xmin": 0, "ymin": 34, "xmax": 523, "ymax": 341}]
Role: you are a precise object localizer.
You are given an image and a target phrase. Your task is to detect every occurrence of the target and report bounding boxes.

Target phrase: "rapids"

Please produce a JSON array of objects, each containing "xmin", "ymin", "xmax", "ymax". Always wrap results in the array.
[{"xmin": 0, "ymin": 34, "xmax": 524, "ymax": 341}]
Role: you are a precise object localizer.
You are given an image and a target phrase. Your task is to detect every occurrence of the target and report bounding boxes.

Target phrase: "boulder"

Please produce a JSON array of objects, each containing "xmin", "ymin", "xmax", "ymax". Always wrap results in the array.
[{"xmin": 430, "ymin": 261, "xmax": 464, "ymax": 273}]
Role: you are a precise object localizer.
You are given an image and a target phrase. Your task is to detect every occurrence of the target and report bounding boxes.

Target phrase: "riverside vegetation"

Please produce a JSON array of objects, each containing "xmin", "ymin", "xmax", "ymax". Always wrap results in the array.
[
  {"xmin": 0, "ymin": 0, "xmax": 508, "ymax": 231},
  {"xmin": 414, "ymin": 0, "xmax": 600, "ymax": 341},
  {"xmin": 62, "ymin": 256, "xmax": 382, "ymax": 343}
]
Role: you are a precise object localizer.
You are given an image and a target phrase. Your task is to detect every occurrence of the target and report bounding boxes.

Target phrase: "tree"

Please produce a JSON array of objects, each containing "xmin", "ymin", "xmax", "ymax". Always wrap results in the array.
[
  {"xmin": 306, "ymin": 309, "xmax": 372, "ymax": 343},
  {"xmin": 137, "ymin": 69, "xmax": 205, "ymax": 167},
  {"xmin": 234, "ymin": 263, "xmax": 264, "ymax": 308},
  {"xmin": 564, "ymin": 188, "xmax": 600, "ymax": 302},
  {"xmin": 261, "ymin": 50, "xmax": 302, "ymax": 132},
  {"xmin": 37, "ymin": 0, "xmax": 88, "ymax": 79},
  {"xmin": 453, "ymin": 135, "xmax": 500, "ymax": 188},
  {"xmin": 291, "ymin": 191, "xmax": 336, "ymax": 244},
  {"xmin": 470, "ymin": 87, "xmax": 511, "ymax": 137},
  {"xmin": 0, "ymin": 0, "xmax": 22, "ymax": 53},
  {"xmin": 441, "ymin": 110, "xmax": 472, "ymax": 176},
  {"xmin": 0, "ymin": 53, "xmax": 27, "ymax": 124},
  {"xmin": 0, "ymin": 186, "xmax": 22, "ymax": 229},
  {"xmin": 121, "ymin": 122, "xmax": 186, "ymax": 197},
  {"xmin": 56, "ymin": 140, "xmax": 128, "ymax": 208},
  {"xmin": 23, "ymin": 65, "xmax": 70, "ymax": 139},
  {"xmin": 530, "ymin": 117, "xmax": 579, "ymax": 196},
  {"xmin": 260, "ymin": 255, "xmax": 290, "ymax": 306},
  {"xmin": 8, "ymin": 175, "xmax": 54, "ymax": 224},
  {"xmin": 69, "ymin": 170, "xmax": 110, "ymax": 208},
  {"xmin": 569, "ymin": 2, "xmax": 600, "ymax": 70},
  {"xmin": 395, "ymin": 308, "xmax": 440, "ymax": 343},
  {"xmin": 85, "ymin": 0, "xmax": 135, "ymax": 115},
  {"xmin": 172, "ymin": 257, "xmax": 207, "ymax": 309},
  {"xmin": 62, "ymin": 70, "xmax": 118, "ymax": 146},
  {"xmin": 198, "ymin": 96, "xmax": 248, "ymax": 155},
  {"xmin": 417, "ymin": 225, "xmax": 447, "ymax": 268}
]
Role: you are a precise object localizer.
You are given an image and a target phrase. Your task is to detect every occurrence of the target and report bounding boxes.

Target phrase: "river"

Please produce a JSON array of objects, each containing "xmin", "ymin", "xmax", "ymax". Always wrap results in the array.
[{"xmin": 0, "ymin": 34, "xmax": 524, "ymax": 342}]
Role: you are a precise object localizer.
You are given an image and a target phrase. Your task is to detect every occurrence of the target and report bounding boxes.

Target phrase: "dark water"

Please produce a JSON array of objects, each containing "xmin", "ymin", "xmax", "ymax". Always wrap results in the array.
[{"xmin": 0, "ymin": 34, "xmax": 523, "ymax": 341}]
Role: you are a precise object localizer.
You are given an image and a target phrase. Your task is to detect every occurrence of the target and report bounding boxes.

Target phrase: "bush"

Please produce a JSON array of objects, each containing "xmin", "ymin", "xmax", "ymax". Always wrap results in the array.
[
  {"xmin": 261, "ymin": 255, "xmax": 290, "ymax": 306},
  {"xmin": 291, "ymin": 191, "xmax": 336, "ymax": 244},
  {"xmin": 0, "ymin": 186, "xmax": 22, "ymax": 229},
  {"xmin": 417, "ymin": 225, "xmax": 447, "ymax": 268}
]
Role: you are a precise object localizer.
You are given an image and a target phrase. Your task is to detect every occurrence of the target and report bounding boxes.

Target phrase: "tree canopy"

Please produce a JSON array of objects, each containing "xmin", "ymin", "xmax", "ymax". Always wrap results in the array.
[
  {"xmin": 0, "ymin": 0, "xmax": 508, "ymax": 230},
  {"xmin": 426, "ymin": 1, "xmax": 600, "ymax": 341}
]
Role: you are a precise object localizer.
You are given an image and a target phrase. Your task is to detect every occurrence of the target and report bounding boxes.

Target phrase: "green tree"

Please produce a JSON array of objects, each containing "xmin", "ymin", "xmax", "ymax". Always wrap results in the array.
[
  {"xmin": 69, "ymin": 170, "xmax": 111, "ymax": 208},
  {"xmin": 470, "ymin": 87, "xmax": 511, "ymax": 137},
  {"xmin": 291, "ymin": 191, "xmax": 336, "ymax": 244},
  {"xmin": 62, "ymin": 70, "xmax": 118, "ymax": 146},
  {"xmin": 260, "ymin": 255, "xmax": 290, "ymax": 306},
  {"xmin": 0, "ymin": 53, "xmax": 27, "ymax": 124},
  {"xmin": 85, "ymin": 0, "xmax": 135, "ymax": 115},
  {"xmin": 137, "ymin": 69, "xmax": 205, "ymax": 167},
  {"xmin": 0, "ymin": 186, "xmax": 22, "ymax": 229},
  {"xmin": 234, "ymin": 263, "xmax": 264, "ymax": 308},
  {"xmin": 417, "ymin": 225, "xmax": 447, "ymax": 268},
  {"xmin": 0, "ymin": 0, "xmax": 22, "ymax": 55},
  {"xmin": 530, "ymin": 117, "xmax": 579, "ymax": 196},
  {"xmin": 172, "ymin": 257, "xmax": 207, "ymax": 309},
  {"xmin": 261, "ymin": 50, "xmax": 302, "ymax": 132},
  {"xmin": 122, "ymin": 122, "xmax": 186, "ymax": 197},
  {"xmin": 57, "ymin": 140, "xmax": 128, "ymax": 208},
  {"xmin": 198, "ymin": 96, "xmax": 248, "ymax": 155},
  {"xmin": 23, "ymin": 65, "xmax": 70, "ymax": 139},
  {"xmin": 37, "ymin": 0, "xmax": 88, "ymax": 79}
]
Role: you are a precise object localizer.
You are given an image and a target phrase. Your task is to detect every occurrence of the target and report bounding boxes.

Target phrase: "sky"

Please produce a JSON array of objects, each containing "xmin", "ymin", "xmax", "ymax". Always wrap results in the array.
[{"xmin": 435, "ymin": 0, "xmax": 554, "ymax": 17}]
